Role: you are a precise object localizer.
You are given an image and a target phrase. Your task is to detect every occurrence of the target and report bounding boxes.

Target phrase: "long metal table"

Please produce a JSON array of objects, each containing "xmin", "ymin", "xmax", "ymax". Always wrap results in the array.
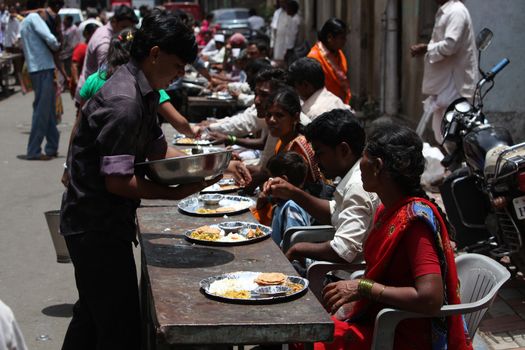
[{"xmin": 137, "ymin": 202, "xmax": 334, "ymax": 349}]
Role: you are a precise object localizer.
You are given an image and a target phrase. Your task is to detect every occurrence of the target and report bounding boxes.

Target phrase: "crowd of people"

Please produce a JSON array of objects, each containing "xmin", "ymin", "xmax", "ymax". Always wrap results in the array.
[{"xmin": 0, "ymin": 0, "xmax": 481, "ymax": 349}]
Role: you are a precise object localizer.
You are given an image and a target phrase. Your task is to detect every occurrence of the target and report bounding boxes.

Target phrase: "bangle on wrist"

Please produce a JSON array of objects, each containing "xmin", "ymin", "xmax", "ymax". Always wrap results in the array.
[{"xmin": 358, "ymin": 278, "xmax": 375, "ymax": 299}]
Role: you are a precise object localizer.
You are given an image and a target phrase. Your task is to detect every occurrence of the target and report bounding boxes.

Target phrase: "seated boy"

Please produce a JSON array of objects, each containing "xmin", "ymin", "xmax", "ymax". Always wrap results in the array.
[{"xmin": 256, "ymin": 152, "xmax": 311, "ymax": 245}]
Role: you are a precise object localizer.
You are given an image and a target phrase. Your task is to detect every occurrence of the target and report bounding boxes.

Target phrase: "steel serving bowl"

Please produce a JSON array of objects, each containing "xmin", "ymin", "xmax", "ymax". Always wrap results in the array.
[{"xmin": 136, "ymin": 148, "xmax": 232, "ymax": 185}]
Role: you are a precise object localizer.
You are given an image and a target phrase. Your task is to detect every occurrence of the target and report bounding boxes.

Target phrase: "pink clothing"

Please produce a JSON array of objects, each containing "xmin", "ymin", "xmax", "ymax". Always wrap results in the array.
[{"xmin": 75, "ymin": 22, "xmax": 113, "ymax": 102}]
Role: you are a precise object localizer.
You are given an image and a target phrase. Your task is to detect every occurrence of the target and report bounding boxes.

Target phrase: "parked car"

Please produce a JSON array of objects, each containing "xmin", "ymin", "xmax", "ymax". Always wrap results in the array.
[
  {"xmin": 211, "ymin": 8, "xmax": 250, "ymax": 37},
  {"xmin": 58, "ymin": 8, "xmax": 84, "ymax": 25}
]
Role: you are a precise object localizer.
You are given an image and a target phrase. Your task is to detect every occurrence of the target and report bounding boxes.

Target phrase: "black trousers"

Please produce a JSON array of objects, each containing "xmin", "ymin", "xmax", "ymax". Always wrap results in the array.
[{"xmin": 62, "ymin": 232, "xmax": 141, "ymax": 350}]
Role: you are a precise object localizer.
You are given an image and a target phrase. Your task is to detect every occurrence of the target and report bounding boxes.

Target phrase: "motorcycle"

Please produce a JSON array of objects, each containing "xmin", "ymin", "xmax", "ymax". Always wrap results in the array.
[{"xmin": 439, "ymin": 28, "xmax": 525, "ymax": 272}]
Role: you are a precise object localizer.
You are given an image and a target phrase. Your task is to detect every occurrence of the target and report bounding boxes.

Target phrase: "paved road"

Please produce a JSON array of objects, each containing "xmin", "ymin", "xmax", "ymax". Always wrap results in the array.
[{"xmin": 0, "ymin": 89, "xmax": 140, "ymax": 350}]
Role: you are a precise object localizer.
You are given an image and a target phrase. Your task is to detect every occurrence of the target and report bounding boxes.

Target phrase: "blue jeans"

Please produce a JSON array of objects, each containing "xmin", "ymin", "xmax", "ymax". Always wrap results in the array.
[{"xmin": 27, "ymin": 69, "xmax": 59, "ymax": 158}]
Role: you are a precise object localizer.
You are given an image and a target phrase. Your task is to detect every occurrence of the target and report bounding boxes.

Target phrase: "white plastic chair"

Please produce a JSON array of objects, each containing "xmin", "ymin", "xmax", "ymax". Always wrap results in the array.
[
  {"xmin": 282, "ymin": 226, "xmax": 365, "ymax": 301},
  {"xmin": 370, "ymin": 253, "xmax": 511, "ymax": 350}
]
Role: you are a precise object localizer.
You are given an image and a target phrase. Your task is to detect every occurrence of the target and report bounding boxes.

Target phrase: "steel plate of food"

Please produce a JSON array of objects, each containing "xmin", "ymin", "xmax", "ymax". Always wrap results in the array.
[{"xmin": 200, "ymin": 271, "xmax": 308, "ymax": 303}]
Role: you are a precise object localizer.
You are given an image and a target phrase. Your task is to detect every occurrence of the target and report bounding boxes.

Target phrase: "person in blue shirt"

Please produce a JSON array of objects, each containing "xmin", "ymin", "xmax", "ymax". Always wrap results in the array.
[
  {"xmin": 258, "ymin": 151, "xmax": 311, "ymax": 245},
  {"xmin": 19, "ymin": 0, "xmax": 61, "ymax": 160}
]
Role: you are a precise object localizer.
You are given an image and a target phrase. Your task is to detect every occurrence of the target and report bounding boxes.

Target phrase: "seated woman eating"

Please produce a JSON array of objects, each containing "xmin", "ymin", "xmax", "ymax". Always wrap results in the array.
[
  {"xmin": 252, "ymin": 87, "xmax": 323, "ymax": 225},
  {"xmin": 265, "ymin": 86, "xmax": 321, "ymax": 185},
  {"xmin": 312, "ymin": 123, "xmax": 471, "ymax": 350}
]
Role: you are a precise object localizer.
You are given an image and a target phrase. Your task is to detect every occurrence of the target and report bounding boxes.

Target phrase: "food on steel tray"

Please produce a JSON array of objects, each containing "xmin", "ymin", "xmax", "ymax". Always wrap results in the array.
[
  {"xmin": 189, "ymin": 225, "xmax": 221, "ymax": 241},
  {"xmin": 246, "ymin": 227, "xmax": 265, "ymax": 239},
  {"xmin": 254, "ymin": 272, "xmax": 287, "ymax": 286},
  {"xmin": 175, "ymin": 138, "xmax": 195, "ymax": 144},
  {"xmin": 219, "ymin": 233, "xmax": 246, "ymax": 242},
  {"xmin": 196, "ymin": 206, "xmax": 236, "ymax": 214},
  {"xmin": 285, "ymin": 281, "xmax": 303, "ymax": 293},
  {"xmin": 208, "ymin": 278, "xmax": 254, "ymax": 299}
]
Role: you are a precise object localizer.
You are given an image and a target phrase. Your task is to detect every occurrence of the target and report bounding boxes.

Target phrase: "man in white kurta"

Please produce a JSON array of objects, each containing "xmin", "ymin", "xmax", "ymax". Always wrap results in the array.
[{"xmin": 411, "ymin": 0, "xmax": 478, "ymax": 143}]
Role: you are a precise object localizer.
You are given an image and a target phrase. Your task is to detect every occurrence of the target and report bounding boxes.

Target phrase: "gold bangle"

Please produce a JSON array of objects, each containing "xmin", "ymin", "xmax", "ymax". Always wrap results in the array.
[
  {"xmin": 358, "ymin": 278, "xmax": 375, "ymax": 298},
  {"xmin": 376, "ymin": 285, "xmax": 387, "ymax": 302}
]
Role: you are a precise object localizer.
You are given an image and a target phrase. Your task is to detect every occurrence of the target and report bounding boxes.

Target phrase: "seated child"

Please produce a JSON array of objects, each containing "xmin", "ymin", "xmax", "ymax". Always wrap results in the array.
[{"xmin": 256, "ymin": 152, "xmax": 311, "ymax": 245}]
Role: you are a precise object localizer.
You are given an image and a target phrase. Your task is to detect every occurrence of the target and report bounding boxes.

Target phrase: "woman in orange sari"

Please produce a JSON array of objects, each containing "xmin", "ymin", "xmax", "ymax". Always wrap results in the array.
[
  {"xmin": 266, "ymin": 86, "xmax": 321, "ymax": 184},
  {"xmin": 312, "ymin": 124, "xmax": 471, "ymax": 350},
  {"xmin": 253, "ymin": 86, "xmax": 322, "ymax": 226},
  {"xmin": 308, "ymin": 18, "xmax": 351, "ymax": 104}
]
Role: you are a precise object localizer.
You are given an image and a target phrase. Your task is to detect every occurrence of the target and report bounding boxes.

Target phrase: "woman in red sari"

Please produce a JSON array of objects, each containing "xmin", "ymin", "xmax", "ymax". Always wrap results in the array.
[
  {"xmin": 315, "ymin": 124, "xmax": 471, "ymax": 350},
  {"xmin": 308, "ymin": 18, "xmax": 351, "ymax": 104}
]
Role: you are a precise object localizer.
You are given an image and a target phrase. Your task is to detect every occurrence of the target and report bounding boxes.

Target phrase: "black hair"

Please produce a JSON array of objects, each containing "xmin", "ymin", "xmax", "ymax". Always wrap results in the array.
[
  {"xmin": 47, "ymin": 0, "xmax": 64, "ymax": 10},
  {"xmin": 255, "ymin": 68, "xmax": 287, "ymax": 87},
  {"xmin": 268, "ymin": 85, "xmax": 302, "ymax": 117},
  {"xmin": 248, "ymin": 8, "xmax": 257, "ymax": 16},
  {"xmin": 105, "ymin": 27, "xmax": 136, "ymax": 79},
  {"xmin": 248, "ymin": 39, "xmax": 269, "ymax": 55},
  {"xmin": 26, "ymin": 0, "xmax": 45, "ymax": 10},
  {"xmin": 206, "ymin": 13, "xmax": 214, "ymax": 21},
  {"xmin": 112, "ymin": 5, "xmax": 138, "ymax": 23},
  {"xmin": 318, "ymin": 17, "xmax": 347, "ymax": 44},
  {"xmin": 86, "ymin": 7, "xmax": 98, "ymax": 18},
  {"xmin": 287, "ymin": 0, "xmax": 299, "ymax": 15},
  {"xmin": 305, "ymin": 109, "xmax": 365, "ymax": 156},
  {"xmin": 63, "ymin": 15, "xmax": 73, "ymax": 24},
  {"xmin": 172, "ymin": 9, "xmax": 193, "ymax": 26},
  {"xmin": 364, "ymin": 123, "xmax": 455, "ymax": 236},
  {"xmin": 130, "ymin": 8, "xmax": 197, "ymax": 64},
  {"xmin": 83, "ymin": 23, "xmax": 99, "ymax": 37},
  {"xmin": 245, "ymin": 58, "xmax": 271, "ymax": 90},
  {"xmin": 288, "ymin": 57, "xmax": 324, "ymax": 90},
  {"xmin": 267, "ymin": 152, "xmax": 307, "ymax": 187}
]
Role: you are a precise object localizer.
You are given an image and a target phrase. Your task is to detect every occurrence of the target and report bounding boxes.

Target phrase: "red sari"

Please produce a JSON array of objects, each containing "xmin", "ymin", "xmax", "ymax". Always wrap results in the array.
[{"xmin": 314, "ymin": 197, "xmax": 472, "ymax": 350}]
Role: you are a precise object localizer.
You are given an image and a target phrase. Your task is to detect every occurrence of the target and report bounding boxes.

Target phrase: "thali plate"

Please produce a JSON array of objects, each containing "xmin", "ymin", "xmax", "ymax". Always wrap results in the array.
[
  {"xmin": 201, "ymin": 178, "xmax": 242, "ymax": 194},
  {"xmin": 178, "ymin": 195, "xmax": 255, "ymax": 217},
  {"xmin": 184, "ymin": 222, "xmax": 271, "ymax": 246},
  {"xmin": 200, "ymin": 271, "xmax": 309, "ymax": 304},
  {"xmin": 173, "ymin": 137, "xmax": 212, "ymax": 146}
]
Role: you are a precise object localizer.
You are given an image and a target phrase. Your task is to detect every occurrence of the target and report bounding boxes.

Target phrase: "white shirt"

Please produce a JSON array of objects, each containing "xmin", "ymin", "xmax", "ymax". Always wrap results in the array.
[
  {"xmin": 422, "ymin": 0, "xmax": 478, "ymax": 99},
  {"xmin": 209, "ymin": 105, "xmax": 261, "ymax": 135},
  {"xmin": 248, "ymin": 15, "xmax": 265, "ymax": 31},
  {"xmin": 272, "ymin": 10, "xmax": 291, "ymax": 60},
  {"xmin": 329, "ymin": 161, "xmax": 379, "ymax": 263},
  {"xmin": 0, "ymin": 300, "xmax": 28, "ymax": 350},
  {"xmin": 302, "ymin": 87, "xmax": 351, "ymax": 120},
  {"xmin": 201, "ymin": 39, "xmax": 218, "ymax": 55},
  {"xmin": 284, "ymin": 14, "xmax": 303, "ymax": 51},
  {"xmin": 2, "ymin": 15, "xmax": 20, "ymax": 48}
]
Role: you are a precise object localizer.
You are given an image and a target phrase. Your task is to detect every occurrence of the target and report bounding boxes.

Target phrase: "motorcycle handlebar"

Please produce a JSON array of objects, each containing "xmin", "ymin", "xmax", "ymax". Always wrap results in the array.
[
  {"xmin": 480, "ymin": 58, "xmax": 510, "ymax": 86},
  {"xmin": 490, "ymin": 58, "xmax": 510, "ymax": 76}
]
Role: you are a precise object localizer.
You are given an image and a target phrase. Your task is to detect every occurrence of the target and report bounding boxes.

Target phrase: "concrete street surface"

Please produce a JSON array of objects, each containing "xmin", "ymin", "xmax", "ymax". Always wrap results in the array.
[{"xmin": 0, "ymin": 89, "xmax": 140, "ymax": 349}]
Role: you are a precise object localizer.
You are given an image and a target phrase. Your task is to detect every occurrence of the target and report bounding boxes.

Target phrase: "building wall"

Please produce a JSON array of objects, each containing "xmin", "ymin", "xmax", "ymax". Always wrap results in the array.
[{"xmin": 260, "ymin": 0, "xmax": 525, "ymax": 141}]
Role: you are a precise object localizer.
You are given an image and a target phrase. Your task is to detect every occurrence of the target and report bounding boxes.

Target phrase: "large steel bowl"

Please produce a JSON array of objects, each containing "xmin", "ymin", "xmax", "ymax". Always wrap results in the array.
[{"xmin": 136, "ymin": 148, "xmax": 232, "ymax": 185}]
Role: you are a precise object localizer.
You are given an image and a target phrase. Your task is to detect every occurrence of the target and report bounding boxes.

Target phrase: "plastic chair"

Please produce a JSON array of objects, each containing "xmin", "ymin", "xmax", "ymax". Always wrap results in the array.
[
  {"xmin": 282, "ymin": 226, "xmax": 365, "ymax": 301},
  {"xmin": 370, "ymin": 253, "xmax": 511, "ymax": 350}
]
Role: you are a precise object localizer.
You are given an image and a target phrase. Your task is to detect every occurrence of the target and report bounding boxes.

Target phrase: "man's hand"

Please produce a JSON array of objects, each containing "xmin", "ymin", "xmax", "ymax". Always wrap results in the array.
[
  {"xmin": 322, "ymin": 279, "xmax": 361, "ymax": 315},
  {"xmin": 410, "ymin": 43, "xmax": 428, "ymax": 57},
  {"xmin": 226, "ymin": 160, "xmax": 252, "ymax": 187},
  {"xmin": 263, "ymin": 177, "xmax": 297, "ymax": 201},
  {"xmin": 207, "ymin": 131, "xmax": 229, "ymax": 144}
]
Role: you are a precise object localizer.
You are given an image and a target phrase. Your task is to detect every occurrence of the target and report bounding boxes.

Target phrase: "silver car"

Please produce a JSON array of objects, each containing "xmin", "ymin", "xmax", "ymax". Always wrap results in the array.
[{"xmin": 211, "ymin": 8, "xmax": 250, "ymax": 37}]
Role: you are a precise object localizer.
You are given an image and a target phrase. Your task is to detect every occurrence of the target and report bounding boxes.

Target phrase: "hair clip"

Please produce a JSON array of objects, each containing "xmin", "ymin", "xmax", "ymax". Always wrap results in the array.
[
  {"xmin": 117, "ymin": 34, "xmax": 123, "ymax": 41},
  {"xmin": 126, "ymin": 32, "xmax": 134, "ymax": 41}
]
